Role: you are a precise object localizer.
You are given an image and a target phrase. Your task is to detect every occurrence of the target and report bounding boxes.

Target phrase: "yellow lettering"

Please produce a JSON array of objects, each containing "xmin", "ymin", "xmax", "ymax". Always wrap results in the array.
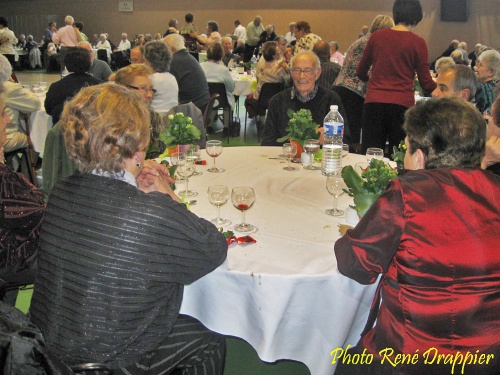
[
  {"xmin": 423, "ymin": 347, "xmax": 438, "ymax": 364},
  {"xmin": 461, "ymin": 352, "xmax": 475, "ymax": 374},
  {"xmin": 379, "ymin": 347, "xmax": 397, "ymax": 367},
  {"xmin": 486, "ymin": 354, "xmax": 494, "ymax": 364},
  {"xmin": 330, "ymin": 345, "xmax": 349, "ymax": 365},
  {"xmin": 478, "ymin": 354, "xmax": 485, "ymax": 365},
  {"xmin": 450, "ymin": 351, "xmax": 463, "ymax": 375}
]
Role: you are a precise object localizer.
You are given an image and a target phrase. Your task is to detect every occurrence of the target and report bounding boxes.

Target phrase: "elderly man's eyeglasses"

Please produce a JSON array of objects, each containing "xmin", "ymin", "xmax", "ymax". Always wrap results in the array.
[
  {"xmin": 291, "ymin": 68, "xmax": 315, "ymax": 77},
  {"xmin": 127, "ymin": 85, "xmax": 157, "ymax": 94}
]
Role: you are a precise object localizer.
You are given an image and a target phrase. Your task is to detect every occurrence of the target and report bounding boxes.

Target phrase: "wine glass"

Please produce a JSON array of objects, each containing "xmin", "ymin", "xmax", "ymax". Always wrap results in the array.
[
  {"xmin": 366, "ymin": 147, "xmax": 384, "ymax": 161},
  {"xmin": 206, "ymin": 140, "xmax": 224, "ymax": 173},
  {"xmin": 39, "ymin": 81, "xmax": 47, "ymax": 92},
  {"xmin": 342, "ymin": 144, "xmax": 349, "ymax": 158},
  {"xmin": 207, "ymin": 185, "xmax": 231, "ymax": 226},
  {"xmin": 31, "ymin": 84, "xmax": 40, "ymax": 94},
  {"xmin": 187, "ymin": 144, "xmax": 202, "ymax": 176},
  {"xmin": 325, "ymin": 175, "xmax": 346, "ymax": 216},
  {"xmin": 303, "ymin": 139, "xmax": 320, "ymax": 170},
  {"xmin": 176, "ymin": 156, "xmax": 197, "ymax": 197},
  {"xmin": 231, "ymin": 187, "xmax": 256, "ymax": 232},
  {"xmin": 282, "ymin": 142, "xmax": 298, "ymax": 171}
]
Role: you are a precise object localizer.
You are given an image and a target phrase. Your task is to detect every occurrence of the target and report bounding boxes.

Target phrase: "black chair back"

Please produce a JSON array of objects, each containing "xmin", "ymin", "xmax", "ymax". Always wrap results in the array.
[
  {"xmin": 207, "ymin": 82, "xmax": 231, "ymax": 111},
  {"xmin": 202, "ymin": 93, "xmax": 219, "ymax": 130},
  {"xmin": 256, "ymin": 82, "xmax": 284, "ymax": 116},
  {"xmin": 97, "ymin": 49, "xmax": 108, "ymax": 62}
]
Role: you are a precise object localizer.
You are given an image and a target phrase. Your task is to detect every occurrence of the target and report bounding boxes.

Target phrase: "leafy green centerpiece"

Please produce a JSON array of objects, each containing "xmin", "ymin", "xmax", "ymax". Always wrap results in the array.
[
  {"xmin": 342, "ymin": 159, "xmax": 398, "ymax": 218},
  {"xmin": 159, "ymin": 112, "xmax": 201, "ymax": 150},
  {"xmin": 391, "ymin": 140, "xmax": 407, "ymax": 170},
  {"xmin": 277, "ymin": 109, "xmax": 320, "ymax": 147}
]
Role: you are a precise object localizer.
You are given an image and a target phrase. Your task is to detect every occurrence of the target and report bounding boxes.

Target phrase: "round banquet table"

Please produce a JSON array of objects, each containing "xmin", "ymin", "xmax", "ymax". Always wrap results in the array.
[
  {"xmin": 230, "ymin": 70, "xmax": 255, "ymax": 97},
  {"xmin": 179, "ymin": 146, "xmax": 379, "ymax": 375}
]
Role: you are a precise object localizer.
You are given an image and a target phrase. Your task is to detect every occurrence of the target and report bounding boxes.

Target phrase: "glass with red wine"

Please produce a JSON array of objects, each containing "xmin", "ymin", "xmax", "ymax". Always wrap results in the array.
[{"xmin": 231, "ymin": 187, "xmax": 256, "ymax": 232}]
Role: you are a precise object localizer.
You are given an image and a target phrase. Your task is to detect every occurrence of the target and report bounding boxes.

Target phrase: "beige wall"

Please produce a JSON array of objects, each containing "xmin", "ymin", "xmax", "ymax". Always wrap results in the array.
[{"xmin": 3, "ymin": 0, "xmax": 499, "ymax": 61}]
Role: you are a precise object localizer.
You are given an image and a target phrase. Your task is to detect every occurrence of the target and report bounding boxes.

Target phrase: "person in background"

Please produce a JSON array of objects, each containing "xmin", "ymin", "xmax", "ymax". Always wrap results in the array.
[
  {"xmin": 457, "ymin": 41, "xmax": 469, "ymax": 64},
  {"xmin": 73, "ymin": 21, "xmax": 88, "ymax": 42},
  {"xmin": 334, "ymin": 97, "xmax": 500, "ymax": 375},
  {"xmin": 163, "ymin": 19, "xmax": 179, "ymax": 37},
  {"xmin": 221, "ymin": 36, "xmax": 240, "ymax": 67},
  {"xmin": 143, "ymin": 40, "xmax": 179, "ymax": 114},
  {"xmin": 450, "ymin": 49, "xmax": 466, "ymax": 65},
  {"xmin": 96, "ymin": 33, "xmax": 111, "ymax": 50},
  {"xmin": 329, "ymin": 41, "xmax": 344, "ymax": 65},
  {"xmin": 44, "ymin": 21, "xmax": 57, "ymax": 45},
  {"xmin": 474, "ymin": 49, "xmax": 499, "ymax": 114},
  {"xmin": 356, "ymin": 0, "xmax": 436, "ymax": 154},
  {"xmin": 358, "ymin": 25, "xmax": 369, "ymax": 38},
  {"xmin": 78, "ymin": 41, "xmax": 112, "ymax": 82},
  {"xmin": 259, "ymin": 24, "xmax": 278, "ymax": 49},
  {"xmin": 430, "ymin": 38, "xmax": 459, "ymax": 71},
  {"xmin": 431, "ymin": 65, "xmax": 477, "ymax": 101},
  {"xmin": 293, "ymin": 21, "xmax": 321, "ymax": 55},
  {"xmin": 130, "ymin": 45, "xmax": 145, "ymax": 64},
  {"xmin": 26, "ymin": 35, "xmax": 42, "ymax": 69},
  {"xmin": 261, "ymin": 51, "xmax": 347, "ymax": 146},
  {"xmin": 482, "ymin": 93, "xmax": 500, "ymax": 175},
  {"xmin": 179, "ymin": 13, "xmax": 198, "ymax": 35},
  {"xmin": 44, "ymin": 47, "xmax": 101, "ymax": 125},
  {"xmin": 0, "ymin": 54, "xmax": 44, "ymax": 306},
  {"xmin": 233, "ymin": 20, "xmax": 246, "ymax": 44},
  {"xmin": 200, "ymin": 42, "xmax": 235, "ymax": 111},
  {"xmin": 333, "ymin": 15, "xmax": 394, "ymax": 151},
  {"xmin": 190, "ymin": 21, "xmax": 221, "ymax": 47},
  {"xmin": 434, "ymin": 56, "xmax": 455, "ymax": 76},
  {"xmin": 30, "ymin": 83, "xmax": 228, "ymax": 374},
  {"xmin": 16, "ymin": 34, "xmax": 26, "ymax": 49},
  {"xmin": 51, "ymin": 15, "xmax": 78, "ymax": 71},
  {"xmin": 244, "ymin": 16, "xmax": 265, "ymax": 62},
  {"xmin": 284, "ymin": 22, "xmax": 296, "ymax": 45},
  {"xmin": 0, "ymin": 17, "xmax": 18, "ymax": 68},
  {"xmin": 313, "ymin": 40, "xmax": 341, "ymax": 90}
]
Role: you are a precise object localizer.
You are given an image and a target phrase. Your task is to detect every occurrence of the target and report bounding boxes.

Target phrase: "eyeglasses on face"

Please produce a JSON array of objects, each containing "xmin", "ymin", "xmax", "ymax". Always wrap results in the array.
[
  {"xmin": 127, "ymin": 85, "xmax": 157, "ymax": 94},
  {"xmin": 291, "ymin": 68, "xmax": 315, "ymax": 77}
]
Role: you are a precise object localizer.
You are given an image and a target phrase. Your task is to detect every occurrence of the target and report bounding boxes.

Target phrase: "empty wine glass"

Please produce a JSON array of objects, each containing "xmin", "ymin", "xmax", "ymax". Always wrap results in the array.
[
  {"xmin": 206, "ymin": 140, "xmax": 224, "ymax": 173},
  {"xmin": 39, "ymin": 81, "xmax": 47, "ymax": 92},
  {"xmin": 231, "ymin": 187, "xmax": 256, "ymax": 232},
  {"xmin": 31, "ymin": 83, "xmax": 40, "ymax": 93},
  {"xmin": 176, "ymin": 156, "xmax": 197, "ymax": 197},
  {"xmin": 282, "ymin": 142, "xmax": 298, "ymax": 171},
  {"xmin": 207, "ymin": 185, "xmax": 231, "ymax": 226},
  {"xmin": 366, "ymin": 147, "xmax": 384, "ymax": 161},
  {"xmin": 187, "ymin": 144, "xmax": 202, "ymax": 176},
  {"xmin": 325, "ymin": 175, "xmax": 346, "ymax": 216},
  {"xmin": 303, "ymin": 139, "xmax": 320, "ymax": 170}
]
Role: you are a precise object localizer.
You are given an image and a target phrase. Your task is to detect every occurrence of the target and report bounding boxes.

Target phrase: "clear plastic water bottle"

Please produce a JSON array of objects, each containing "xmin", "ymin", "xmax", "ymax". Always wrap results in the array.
[
  {"xmin": 321, "ymin": 105, "xmax": 344, "ymax": 176},
  {"xmin": 250, "ymin": 55, "xmax": 258, "ymax": 70}
]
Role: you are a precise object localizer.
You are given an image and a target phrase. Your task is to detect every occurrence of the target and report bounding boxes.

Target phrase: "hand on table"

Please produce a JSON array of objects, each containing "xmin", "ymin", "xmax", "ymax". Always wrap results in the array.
[{"xmin": 137, "ymin": 160, "xmax": 181, "ymax": 202}]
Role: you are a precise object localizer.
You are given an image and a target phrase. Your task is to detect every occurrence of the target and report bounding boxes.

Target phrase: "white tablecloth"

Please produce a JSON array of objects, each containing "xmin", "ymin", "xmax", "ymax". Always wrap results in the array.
[
  {"xmin": 28, "ymin": 95, "xmax": 52, "ymax": 157},
  {"xmin": 179, "ymin": 146, "xmax": 378, "ymax": 375},
  {"xmin": 14, "ymin": 48, "xmax": 28, "ymax": 62},
  {"xmin": 230, "ymin": 71, "xmax": 255, "ymax": 97}
]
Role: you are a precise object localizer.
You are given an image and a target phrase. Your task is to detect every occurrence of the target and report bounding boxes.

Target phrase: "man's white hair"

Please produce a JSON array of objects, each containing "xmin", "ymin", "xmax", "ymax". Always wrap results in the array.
[
  {"xmin": 164, "ymin": 34, "xmax": 185, "ymax": 51},
  {"xmin": 65, "ymin": 15, "xmax": 74, "ymax": 25},
  {"xmin": 290, "ymin": 51, "xmax": 320, "ymax": 71}
]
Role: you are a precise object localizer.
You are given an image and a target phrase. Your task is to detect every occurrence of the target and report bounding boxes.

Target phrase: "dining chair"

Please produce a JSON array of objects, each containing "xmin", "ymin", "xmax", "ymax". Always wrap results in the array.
[
  {"xmin": 244, "ymin": 82, "xmax": 283, "ymax": 141},
  {"xmin": 207, "ymin": 82, "xmax": 233, "ymax": 142},
  {"xmin": 202, "ymin": 93, "xmax": 219, "ymax": 135}
]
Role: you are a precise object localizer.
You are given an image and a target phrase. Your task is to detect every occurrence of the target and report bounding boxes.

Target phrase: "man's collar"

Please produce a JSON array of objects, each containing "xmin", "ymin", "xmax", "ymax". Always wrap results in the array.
[{"xmin": 291, "ymin": 84, "xmax": 319, "ymax": 103}]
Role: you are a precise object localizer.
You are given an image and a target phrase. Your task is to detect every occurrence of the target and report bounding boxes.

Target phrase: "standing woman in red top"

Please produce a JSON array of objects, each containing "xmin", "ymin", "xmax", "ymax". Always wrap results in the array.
[{"xmin": 356, "ymin": 0, "xmax": 436, "ymax": 154}]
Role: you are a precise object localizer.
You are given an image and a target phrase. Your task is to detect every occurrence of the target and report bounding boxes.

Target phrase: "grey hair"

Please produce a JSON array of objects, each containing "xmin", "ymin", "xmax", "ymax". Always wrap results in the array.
[
  {"xmin": 164, "ymin": 33, "xmax": 185, "ymax": 51},
  {"xmin": 0, "ymin": 54, "xmax": 12, "ymax": 90},
  {"xmin": 290, "ymin": 51, "xmax": 320, "ymax": 71},
  {"xmin": 478, "ymin": 49, "xmax": 500, "ymax": 80},
  {"xmin": 144, "ymin": 40, "xmax": 172, "ymax": 73},
  {"xmin": 435, "ymin": 56, "xmax": 455, "ymax": 71},
  {"xmin": 221, "ymin": 36, "xmax": 232, "ymax": 44},
  {"xmin": 444, "ymin": 65, "xmax": 478, "ymax": 100}
]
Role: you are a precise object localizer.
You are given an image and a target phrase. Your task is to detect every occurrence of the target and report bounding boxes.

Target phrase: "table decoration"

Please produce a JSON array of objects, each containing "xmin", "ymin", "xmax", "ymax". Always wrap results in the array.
[
  {"xmin": 342, "ymin": 159, "xmax": 398, "ymax": 218},
  {"xmin": 391, "ymin": 140, "xmax": 407, "ymax": 170},
  {"xmin": 277, "ymin": 109, "xmax": 320, "ymax": 158},
  {"xmin": 159, "ymin": 112, "xmax": 201, "ymax": 155}
]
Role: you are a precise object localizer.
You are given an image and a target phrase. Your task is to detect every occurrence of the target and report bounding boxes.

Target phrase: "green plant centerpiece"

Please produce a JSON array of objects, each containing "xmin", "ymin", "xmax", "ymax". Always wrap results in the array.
[
  {"xmin": 277, "ymin": 109, "xmax": 320, "ymax": 147},
  {"xmin": 159, "ymin": 112, "xmax": 201, "ymax": 152},
  {"xmin": 391, "ymin": 140, "xmax": 407, "ymax": 170},
  {"xmin": 342, "ymin": 159, "xmax": 398, "ymax": 218}
]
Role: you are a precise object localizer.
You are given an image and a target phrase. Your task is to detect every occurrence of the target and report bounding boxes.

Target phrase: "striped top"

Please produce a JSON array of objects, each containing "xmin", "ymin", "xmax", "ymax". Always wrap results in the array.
[{"xmin": 30, "ymin": 173, "xmax": 227, "ymax": 367}]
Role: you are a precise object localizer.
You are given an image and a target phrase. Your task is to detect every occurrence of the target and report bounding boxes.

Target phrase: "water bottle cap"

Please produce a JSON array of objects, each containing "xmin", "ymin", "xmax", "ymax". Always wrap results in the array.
[{"xmin": 330, "ymin": 105, "xmax": 338, "ymax": 110}]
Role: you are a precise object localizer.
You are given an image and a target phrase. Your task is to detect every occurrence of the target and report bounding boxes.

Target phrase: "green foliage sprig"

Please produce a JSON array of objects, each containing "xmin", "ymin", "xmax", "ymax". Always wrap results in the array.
[
  {"xmin": 160, "ymin": 113, "xmax": 201, "ymax": 147},
  {"xmin": 277, "ymin": 109, "xmax": 320, "ymax": 146},
  {"xmin": 342, "ymin": 159, "xmax": 398, "ymax": 218},
  {"xmin": 391, "ymin": 140, "xmax": 407, "ymax": 170}
]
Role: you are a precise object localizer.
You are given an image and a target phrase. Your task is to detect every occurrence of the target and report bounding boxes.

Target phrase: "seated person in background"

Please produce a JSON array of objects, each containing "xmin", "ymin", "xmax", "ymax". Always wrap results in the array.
[
  {"xmin": 221, "ymin": 36, "xmax": 240, "ymax": 67},
  {"xmin": 2, "ymin": 70, "xmax": 40, "ymax": 155},
  {"xmin": 162, "ymin": 19, "xmax": 179, "ymax": 37},
  {"xmin": 115, "ymin": 32, "xmax": 131, "ymax": 52},
  {"xmin": 329, "ymin": 41, "xmax": 344, "ymax": 65},
  {"xmin": 16, "ymin": 34, "xmax": 26, "ymax": 49},
  {"xmin": 95, "ymin": 33, "xmax": 111, "ymax": 49},
  {"xmin": 190, "ymin": 21, "xmax": 221, "ymax": 47},
  {"xmin": 25, "ymin": 35, "xmax": 42, "ymax": 69},
  {"xmin": 78, "ymin": 41, "xmax": 112, "ymax": 81},
  {"xmin": 334, "ymin": 97, "xmax": 500, "ymax": 375},
  {"xmin": 200, "ymin": 42, "xmax": 235, "ymax": 111},
  {"xmin": 45, "ymin": 42, "xmax": 60, "ymax": 72},
  {"xmin": 0, "ymin": 55, "xmax": 44, "ymax": 305},
  {"xmin": 130, "ymin": 45, "xmax": 145, "ymax": 64},
  {"xmin": 431, "ymin": 64, "xmax": 477, "ymax": 101},
  {"xmin": 245, "ymin": 41, "xmax": 289, "ymax": 117},
  {"xmin": 457, "ymin": 41, "xmax": 470, "ymax": 64},
  {"xmin": 144, "ymin": 40, "xmax": 179, "ymax": 114},
  {"xmin": 430, "ymin": 39, "xmax": 459, "ymax": 70},
  {"xmin": 30, "ymin": 83, "xmax": 227, "ymax": 373},
  {"xmin": 164, "ymin": 34, "xmax": 210, "ymax": 111},
  {"xmin": 261, "ymin": 51, "xmax": 347, "ymax": 146},
  {"xmin": 474, "ymin": 49, "xmax": 499, "ymax": 114},
  {"xmin": 450, "ymin": 49, "xmax": 466, "ymax": 65},
  {"xmin": 433, "ymin": 56, "xmax": 455, "ymax": 76},
  {"xmin": 313, "ymin": 40, "xmax": 341, "ymax": 90},
  {"xmin": 44, "ymin": 47, "xmax": 102, "ymax": 125},
  {"xmin": 482, "ymin": 93, "xmax": 500, "ymax": 175},
  {"xmin": 232, "ymin": 39, "xmax": 245, "ymax": 57},
  {"xmin": 258, "ymin": 24, "xmax": 278, "ymax": 49}
]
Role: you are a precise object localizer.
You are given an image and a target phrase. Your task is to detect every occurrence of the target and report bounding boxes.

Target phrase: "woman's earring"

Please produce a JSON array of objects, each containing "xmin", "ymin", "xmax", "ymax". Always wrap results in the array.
[{"xmin": 136, "ymin": 159, "xmax": 142, "ymax": 169}]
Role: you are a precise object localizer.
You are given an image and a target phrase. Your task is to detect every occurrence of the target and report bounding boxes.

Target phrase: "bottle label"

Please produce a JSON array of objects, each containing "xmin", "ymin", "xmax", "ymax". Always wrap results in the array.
[{"xmin": 324, "ymin": 121, "xmax": 343, "ymax": 136}]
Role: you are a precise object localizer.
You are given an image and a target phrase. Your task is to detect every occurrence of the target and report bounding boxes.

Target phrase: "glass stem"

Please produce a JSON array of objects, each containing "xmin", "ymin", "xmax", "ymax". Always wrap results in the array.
[
  {"xmin": 287, "ymin": 157, "xmax": 291, "ymax": 169},
  {"xmin": 217, "ymin": 205, "xmax": 221, "ymax": 220},
  {"xmin": 213, "ymin": 157, "xmax": 217, "ymax": 170},
  {"xmin": 185, "ymin": 178, "xmax": 189, "ymax": 192},
  {"xmin": 333, "ymin": 195, "xmax": 338, "ymax": 212},
  {"xmin": 309, "ymin": 153, "xmax": 313, "ymax": 168},
  {"xmin": 241, "ymin": 210, "xmax": 246, "ymax": 225}
]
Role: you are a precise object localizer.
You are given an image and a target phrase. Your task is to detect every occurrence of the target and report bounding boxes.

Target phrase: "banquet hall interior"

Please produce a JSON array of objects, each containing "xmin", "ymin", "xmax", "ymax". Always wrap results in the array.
[{"xmin": 1, "ymin": 0, "xmax": 499, "ymax": 374}]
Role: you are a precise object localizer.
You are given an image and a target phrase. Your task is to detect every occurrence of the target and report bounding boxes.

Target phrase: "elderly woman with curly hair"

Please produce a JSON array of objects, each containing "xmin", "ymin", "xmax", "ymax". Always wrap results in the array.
[
  {"xmin": 144, "ymin": 40, "xmax": 179, "ymax": 114},
  {"xmin": 334, "ymin": 97, "xmax": 500, "ymax": 375},
  {"xmin": 30, "ymin": 83, "xmax": 227, "ymax": 374}
]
